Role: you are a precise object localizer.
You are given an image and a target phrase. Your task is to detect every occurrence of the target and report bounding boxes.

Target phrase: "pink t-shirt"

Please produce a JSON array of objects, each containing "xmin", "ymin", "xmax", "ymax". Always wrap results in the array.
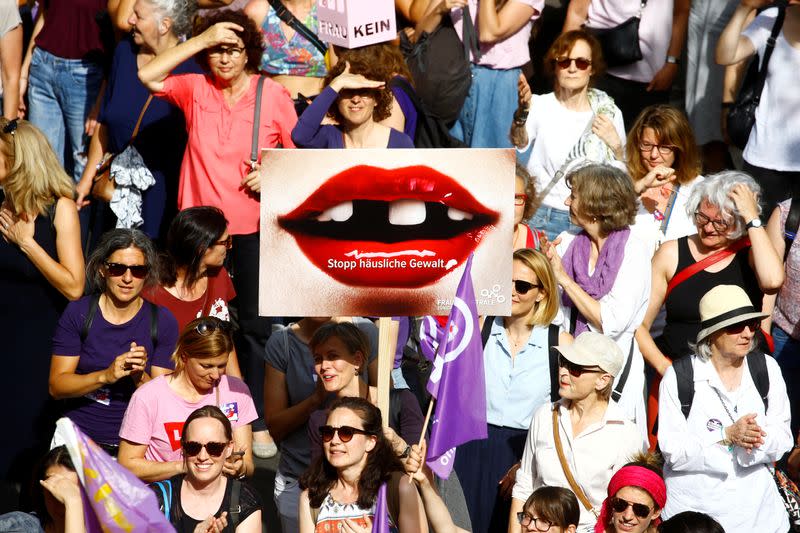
[
  {"xmin": 451, "ymin": 0, "xmax": 543, "ymax": 70},
  {"xmin": 119, "ymin": 375, "xmax": 257, "ymax": 462},
  {"xmin": 156, "ymin": 74, "xmax": 297, "ymax": 235}
]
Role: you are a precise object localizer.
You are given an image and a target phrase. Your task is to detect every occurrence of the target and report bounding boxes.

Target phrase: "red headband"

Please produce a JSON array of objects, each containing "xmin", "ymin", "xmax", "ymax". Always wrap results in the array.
[{"xmin": 593, "ymin": 465, "xmax": 667, "ymax": 533}]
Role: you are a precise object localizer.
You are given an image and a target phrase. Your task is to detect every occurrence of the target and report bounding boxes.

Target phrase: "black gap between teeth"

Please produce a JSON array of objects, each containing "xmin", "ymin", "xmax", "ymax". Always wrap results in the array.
[{"xmin": 280, "ymin": 200, "xmax": 490, "ymax": 243}]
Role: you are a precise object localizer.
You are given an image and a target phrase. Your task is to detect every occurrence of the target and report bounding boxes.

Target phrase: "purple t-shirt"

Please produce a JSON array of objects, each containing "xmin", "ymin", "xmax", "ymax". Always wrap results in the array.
[{"xmin": 51, "ymin": 295, "xmax": 178, "ymax": 445}]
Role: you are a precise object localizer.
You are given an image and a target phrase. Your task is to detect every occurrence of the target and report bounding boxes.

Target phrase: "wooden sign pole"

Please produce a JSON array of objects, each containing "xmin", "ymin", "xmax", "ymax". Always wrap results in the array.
[{"xmin": 376, "ymin": 317, "xmax": 399, "ymax": 429}]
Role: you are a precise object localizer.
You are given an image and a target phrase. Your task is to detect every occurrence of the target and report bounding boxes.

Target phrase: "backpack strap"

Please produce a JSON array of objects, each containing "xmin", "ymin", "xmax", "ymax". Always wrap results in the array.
[
  {"xmin": 673, "ymin": 356, "xmax": 695, "ymax": 419},
  {"xmin": 153, "ymin": 479, "xmax": 172, "ymax": 520},
  {"xmin": 229, "ymin": 478, "xmax": 242, "ymax": 530},
  {"xmin": 548, "ymin": 324, "xmax": 560, "ymax": 403},
  {"xmin": 611, "ymin": 339, "xmax": 635, "ymax": 403},
  {"xmin": 481, "ymin": 316, "xmax": 495, "ymax": 348},
  {"xmin": 267, "ymin": 0, "xmax": 328, "ymax": 56},
  {"xmin": 784, "ymin": 197, "xmax": 800, "ymax": 262},
  {"xmin": 251, "ymin": 75, "xmax": 267, "ymax": 166},
  {"xmin": 747, "ymin": 351, "xmax": 770, "ymax": 413},
  {"xmin": 81, "ymin": 293, "xmax": 102, "ymax": 343}
]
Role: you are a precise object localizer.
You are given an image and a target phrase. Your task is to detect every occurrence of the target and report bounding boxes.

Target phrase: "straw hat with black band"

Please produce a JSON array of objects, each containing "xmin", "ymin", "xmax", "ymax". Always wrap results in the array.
[{"xmin": 696, "ymin": 285, "xmax": 769, "ymax": 343}]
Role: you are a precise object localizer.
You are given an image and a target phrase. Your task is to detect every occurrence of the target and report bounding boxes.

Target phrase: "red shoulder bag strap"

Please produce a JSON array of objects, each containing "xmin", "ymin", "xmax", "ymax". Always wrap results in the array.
[{"xmin": 665, "ymin": 238, "xmax": 751, "ymax": 299}]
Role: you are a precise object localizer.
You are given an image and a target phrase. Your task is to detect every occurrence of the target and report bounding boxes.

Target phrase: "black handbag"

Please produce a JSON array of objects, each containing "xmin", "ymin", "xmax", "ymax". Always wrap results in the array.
[
  {"xmin": 727, "ymin": 2, "xmax": 786, "ymax": 150},
  {"xmin": 586, "ymin": 0, "xmax": 647, "ymax": 68}
]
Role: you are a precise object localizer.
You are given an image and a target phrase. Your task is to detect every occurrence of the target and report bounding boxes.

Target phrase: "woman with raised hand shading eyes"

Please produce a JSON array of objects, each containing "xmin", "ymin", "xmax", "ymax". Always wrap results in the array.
[
  {"xmin": 290, "ymin": 56, "xmax": 415, "ymax": 149},
  {"xmin": 119, "ymin": 316, "xmax": 257, "ymax": 483},
  {"xmin": 150, "ymin": 405, "xmax": 263, "ymax": 533},
  {"xmin": 49, "ymin": 229, "xmax": 178, "ymax": 456}
]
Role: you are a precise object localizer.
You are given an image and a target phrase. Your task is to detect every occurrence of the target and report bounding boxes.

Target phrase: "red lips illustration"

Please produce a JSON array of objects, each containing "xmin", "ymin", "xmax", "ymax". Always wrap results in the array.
[{"xmin": 278, "ymin": 165, "xmax": 500, "ymax": 287}]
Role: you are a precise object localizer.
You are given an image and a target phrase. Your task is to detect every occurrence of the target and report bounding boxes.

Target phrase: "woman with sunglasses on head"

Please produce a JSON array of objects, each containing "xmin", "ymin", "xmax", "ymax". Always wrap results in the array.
[
  {"xmin": 634, "ymin": 171, "xmax": 783, "ymax": 381},
  {"xmin": 454, "ymin": 248, "xmax": 570, "ymax": 533},
  {"xmin": 49, "ymin": 228, "xmax": 178, "ymax": 455},
  {"xmin": 0, "ymin": 117, "xmax": 84, "ymax": 487},
  {"xmin": 511, "ymin": 30, "xmax": 625, "ymax": 241},
  {"xmin": 151, "ymin": 405, "xmax": 263, "ymax": 533},
  {"xmin": 658, "ymin": 285, "xmax": 792, "ymax": 532},
  {"xmin": 291, "ymin": 57, "xmax": 414, "ymax": 149},
  {"xmin": 299, "ymin": 396, "xmax": 427, "ymax": 533},
  {"xmin": 509, "ymin": 331, "xmax": 646, "ymax": 533},
  {"xmin": 594, "ymin": 452, "xmax": 665, "ymax": 533},
  {"xmin": 119, "ymin": 316, "xmax": 257, "ymax": 483}
]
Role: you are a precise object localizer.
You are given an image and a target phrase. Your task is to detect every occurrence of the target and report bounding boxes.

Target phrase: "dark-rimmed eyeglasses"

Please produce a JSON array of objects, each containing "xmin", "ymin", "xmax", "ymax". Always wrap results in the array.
[
  {"xmin": 639, "ymin": 141, "xmax": 676, "ymax": 155},
  {"xmin": 694, "ymin": 211, "xmax": 730, "ymax": 233},
  {"xmin": 516, "ymin": 511, "xmax": 552, "ymax": 531},
  {"xmin": 208, "ymin": 46, "xmax": 244, "ymax": 59},
  {"xmin": 182, "ymin": 440, "xmax": 227, "ymax": 457},
  {"xmin": 724, "ymin": 319, "xmax": 761, "ymax": 335},
  {"xmin": 104, "ymin": 262, "xmax": 149, "ymax": 278},
  {"xmin": 609, "ymin": 496, "xmax": 653, "ymax": 519},
  {"xmin": 558, "ymin": 354, "xmax": 604, "ymax": 378},
  {"xmin": 513, "ymin": 279, "xmax": 542, "ymax": 295},
  {"xmin": 215, "ymin": 236, "xmax": 233, "ymax": 250},
  {"xmin": 194, "ymin": 317, "xmax": 232, "ymax": 336},
  {"xmin": 319, "ymin": 425, "xmax": 373, "ymax": 443},
  {"xmin": 515, "ymin": 194, "xmax": 529, "ymax": 207},
  {"xmin": 555, "ymin": 56, "xmax": 592, "ymax": 70},
  {"xmin": 2, "ymin": 119, "xmax": 18, "ymax": 136}
]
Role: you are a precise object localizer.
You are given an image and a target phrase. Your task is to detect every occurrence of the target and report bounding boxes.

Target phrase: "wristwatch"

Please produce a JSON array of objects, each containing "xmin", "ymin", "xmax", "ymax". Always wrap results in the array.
[
  {"xmin": 399, "ymin": 445, "xmax": 412, "ymax": 459},
  {"xmin": 746, "ymin": 218, "xmax": 763, "ymax": 230}
]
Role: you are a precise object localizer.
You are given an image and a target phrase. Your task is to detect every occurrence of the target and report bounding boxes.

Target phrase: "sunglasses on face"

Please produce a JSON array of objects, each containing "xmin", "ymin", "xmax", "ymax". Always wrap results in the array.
[
  {"xmin": 194, "ymin": 318, "xmax": 232, "ymax": 336},
  {"xmin": 555, "ymin": 56, "xmax": 592, "ymax": 70},
  {"xmin": 724, "ymin": 319, "xmax": 761, "ymax": 335},
  {"xmin": 182, "ymin": 440, "xmax": 228, "ymax": 457},
  {"xmin": 513, "ymin": 279, "xmax": 542, "ymax": 295},
  {"xmin": 208, "ymin": 46, "xmax": 244, "ymax": 59},
  {"xmin": 516, "ymin": 512, "xmax": 552, "ymax": 531},
  {"xmin": 609, "ymin": 496, "xmax": 652, "ymax": 519},
  {"xmin": 319, "ymin": 425, "xmax": 373, "ymax": 443},
  {"xmin": 694, "ymin": 211, "xmax": 729, "ymax": 233},
  {"xmin": 215, "ymin": 236, "xmax": 233, "ymax": 250},
  {"xmin": 558, "ymin": 354, "xmax": 603, "ymax": 378},
  {"xmin": 104, "ymin": 262, "xmax": 149, "ymax": 278}
]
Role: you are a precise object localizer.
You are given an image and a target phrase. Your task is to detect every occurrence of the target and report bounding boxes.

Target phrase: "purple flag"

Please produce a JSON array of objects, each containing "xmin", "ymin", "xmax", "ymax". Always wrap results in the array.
[
  {"xmin": 372, "ymin": 482, "xmax": 390, "ymax": 533},
  {"xmin": 54, "ymin": 418, "xmax": 174, "ymax": 532},
  {"xmin": 425, "ymin": 254, "xmax": 487, "ymax": 478}
]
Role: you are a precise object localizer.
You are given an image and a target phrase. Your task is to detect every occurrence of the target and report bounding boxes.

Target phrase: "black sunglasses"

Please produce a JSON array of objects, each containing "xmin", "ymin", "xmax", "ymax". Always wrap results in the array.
[
  {"xmin": 724, "ymin": 319, "xmax": 761, "ymax": 335},
  {"xmin": 2, "ymin": 119, "xmax": 17, "ymax": 136},
  {"xmin": 609, "ymin": 496, "xmax": 652, "ymax": 519},
  {"xmin": 194, "ymin": 317, "xmax": 232, "ymax": 336},
  {"xmin": 555, "ymin": 56, "xmax": 592, "ymax": 70},
  {"xmin": 513, "ymin": 279, "xmax": 542, "ymax": 295},
  {"xmin": 558, "ymin": 354, "xmax": 603, "ymax": 378},
  {"xmin": 104, "ymin": 261, "xmax": 149, "ymax": 278},
  {"xmin": 319, "ymin": 425, "xmax": 373, "ymax": 443},
  {"xmin": 182, "ymin": 440, "xmax": 227, "ymax": 457}
]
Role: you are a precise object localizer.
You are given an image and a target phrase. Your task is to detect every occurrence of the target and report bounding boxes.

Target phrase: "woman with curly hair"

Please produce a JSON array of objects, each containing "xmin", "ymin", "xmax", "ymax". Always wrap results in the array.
[
  {"xmin": 291, "ymin": 55, "xmax": 415, "ymax": 149},
  {"xmin": 298, "ymin": 396, "xmax": 427, "ymax": 532},
  {"xmin": 514, "ymin": 162, "xmax": 542, "ymax": 250}
]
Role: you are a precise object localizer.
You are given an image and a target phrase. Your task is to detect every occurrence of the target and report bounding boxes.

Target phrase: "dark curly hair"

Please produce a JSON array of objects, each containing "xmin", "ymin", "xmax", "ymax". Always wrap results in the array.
[
  {"xmin": 323, "ymin": 57, "xmax": 394, "ymax": 123},
  {"xmin": 300, "ymin": 396, "xmax": 404, "ymax": 509},
  {"xmin": 335, "ymin": 43, "xmax": 412, "ymax": 86},
  {"xmin": 194, "ymin": 9, "xmax": 264, "ymax": 74}
]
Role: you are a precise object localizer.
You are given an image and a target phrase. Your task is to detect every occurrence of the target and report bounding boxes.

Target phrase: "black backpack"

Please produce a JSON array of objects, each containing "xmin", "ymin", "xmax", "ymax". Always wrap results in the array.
[
  {"xmin": 672, "ymin": 352, "xmax": 770, "ymax": 419},
  {"xmin": 389, "ymin": 77, "xmax": 466, "ymax": 149}
]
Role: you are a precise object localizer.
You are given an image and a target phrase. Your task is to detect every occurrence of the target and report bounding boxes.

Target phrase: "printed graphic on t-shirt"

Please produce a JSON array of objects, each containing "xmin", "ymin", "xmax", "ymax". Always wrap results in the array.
[
  {"xmin": 164, "ymin": 421, "xmax": 185, "ymax": 451},
  {"xmin": 85, "ymin": 387, "xmax": 111, "ymax": 406},
  {"xmin": 221, "ymin": 402, "xmax": 239, "ymax": 422},
  {"xmin": 196, "ymin": 298, "xmax": 230, "ymax": 321}
]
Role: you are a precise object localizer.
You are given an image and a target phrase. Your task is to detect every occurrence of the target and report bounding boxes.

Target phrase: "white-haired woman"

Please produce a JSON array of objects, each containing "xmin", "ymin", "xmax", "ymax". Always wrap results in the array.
[
  {"xmin": 76, "ymin": 0, "xmax": 199, "ymax": 238},
  {"xmin": 635, "ymin": 171, "xmax": 784, "ymax": 378},
  {"xmin": 658, "ymin": 284, "xmax": 791, "ymax": 532}
]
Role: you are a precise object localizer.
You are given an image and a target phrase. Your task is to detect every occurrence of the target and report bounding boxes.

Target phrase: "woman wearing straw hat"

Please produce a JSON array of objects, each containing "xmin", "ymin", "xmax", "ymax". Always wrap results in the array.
[{"xmin": 657, "ymin": 284, "xmax": 792, "ymax": 532}]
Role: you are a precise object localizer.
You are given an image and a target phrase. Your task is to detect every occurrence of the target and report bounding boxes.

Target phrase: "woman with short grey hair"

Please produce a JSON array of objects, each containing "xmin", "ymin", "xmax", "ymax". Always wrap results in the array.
[{"xmin": 75, "ymin": 0, "xmax": 200, "ymax": 239}]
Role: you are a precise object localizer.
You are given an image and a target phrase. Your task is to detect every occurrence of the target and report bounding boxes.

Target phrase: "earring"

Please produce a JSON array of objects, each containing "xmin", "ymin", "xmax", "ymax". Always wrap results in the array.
[{"xmin": 354, "ymin": 367, "xmax": 359, "ymax": 375}]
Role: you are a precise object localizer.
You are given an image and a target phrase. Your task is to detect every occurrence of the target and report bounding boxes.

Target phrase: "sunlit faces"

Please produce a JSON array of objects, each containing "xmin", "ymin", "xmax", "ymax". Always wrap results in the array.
[
  {"xmin": 208, "ymin": 37, "xmax": 247, "ymax": 83},
  {"xmin": 639, "ymin": 127, "xmax": 676, "ymax": 170},
  {"xmin": 710, "ymin": 320, "xmax": 757, "ymax": 359},
  {"xmin": 183, "ymin": 352, "xmax": 230, "ymax": 393},
  {"xmin": 337, "ymin": 90, "xmax": 377, "ymax": 127},
  {"xmin": 102, "ymin": 247, "xmax": 148, "ymax": 306},
  {"xmin": 511, "ymin": 259, "xmax": 543, "ymax": 318},
  {"xmin": 557, "ymin": 356, "xmax": 609, "ymax": 401},
  {"xmin": 610, "ymin": 486, "xmax": 659, "ymax": 533},
  {"xmin": 694, "ymin": 200, "xmax": 734, "ymax": 248},
  {"xmin": 323, "ymin": 407, "xmax": 376, "ymax": 470},
  {"xmin": 201, "ymin": 231, "xmax": 230, "ymax": 270},
  {"xmin": 182, "ymin": 416, "xmax": 232, "ymax": 484},
  {"xmin": 564, "ymin": 190, "xmax": 593, "ymax": 229},
  {"xmin": 128, "ymin": 0, "xmax": 161, "ymax": 49},
  {"xmin": 313, "ymin": 336, "xmax": 364, "ymax": 393},
  {"xmin": 555, "ymin": 39, "xmax": 593, "ymax": 93}
]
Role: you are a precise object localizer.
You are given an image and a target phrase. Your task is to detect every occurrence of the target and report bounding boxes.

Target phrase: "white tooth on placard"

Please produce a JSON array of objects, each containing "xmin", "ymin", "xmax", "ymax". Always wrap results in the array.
[
  {"xmin": 447, "ymin": 207, "xmax": 473, "ymax": 221},
  {"xmin": 389, "ymin": 200, "xmax": 427, "ymax": 225},
  {"xmin": 317, "ymin": 201, "xmax": 353, "ymax": 222}
]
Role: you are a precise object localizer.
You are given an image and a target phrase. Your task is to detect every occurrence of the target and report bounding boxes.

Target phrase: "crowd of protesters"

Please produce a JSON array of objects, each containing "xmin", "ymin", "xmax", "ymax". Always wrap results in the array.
[{"xmin": 1, "ymin": 0, "xmax": 799, "ymax": 532}]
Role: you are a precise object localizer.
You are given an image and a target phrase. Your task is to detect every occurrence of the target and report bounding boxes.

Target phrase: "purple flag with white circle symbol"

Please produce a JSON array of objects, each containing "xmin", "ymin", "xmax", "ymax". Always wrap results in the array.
[{"xmin": 425, "ymin": 254, "xmax": 487, "ymax": 478}]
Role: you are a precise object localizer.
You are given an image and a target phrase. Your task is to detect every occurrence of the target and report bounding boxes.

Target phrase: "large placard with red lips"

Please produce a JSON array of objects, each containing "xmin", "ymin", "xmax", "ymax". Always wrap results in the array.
[{"xmin": 259, "ymin": 148, "xmax": 515, "ymax": 317}]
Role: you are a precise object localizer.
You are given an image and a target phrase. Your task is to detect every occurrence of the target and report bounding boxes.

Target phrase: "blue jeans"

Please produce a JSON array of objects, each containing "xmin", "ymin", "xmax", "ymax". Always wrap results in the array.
[
  {"xmin": 27, "ymin": 47, "xmax": 103, "ymax": 183},
  {"xmin": 530, "ymin": 206, "xmax": 581, "ymax": 241},
  {"xmin": 450, "ymin": 65, "xmax": 518, "ymax": 148},
  {"xmin": 0, "ymin": 512, "xmax": 44, "ymax": 532},
  {"xmin": 772, "ymin": 325, "xmax": 800, "ymax": 435}
]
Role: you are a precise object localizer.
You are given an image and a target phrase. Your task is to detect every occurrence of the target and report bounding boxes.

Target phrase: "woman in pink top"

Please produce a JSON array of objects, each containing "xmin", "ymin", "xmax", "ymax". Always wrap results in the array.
[
  {"xmin": 118, "ymin": 317, "xmax": 258, "ymax": 483},
  {"xmin": 139, "ymin": 9, "xmax": 297, "ymax": 457}
]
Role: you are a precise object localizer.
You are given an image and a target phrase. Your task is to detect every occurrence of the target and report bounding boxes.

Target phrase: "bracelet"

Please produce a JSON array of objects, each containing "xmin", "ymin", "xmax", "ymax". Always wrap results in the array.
[
  {"xmin": 513, "ymin": 118, "xmax": 527, "ymax": 127},
  {"xmin": 666, "ymin": 55, "xmax": 680, "ymax": 65}
]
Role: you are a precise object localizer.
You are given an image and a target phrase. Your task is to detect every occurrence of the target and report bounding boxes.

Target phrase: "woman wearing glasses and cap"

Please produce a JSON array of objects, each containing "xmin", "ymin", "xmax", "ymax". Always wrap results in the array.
[
  {"xmin": 509, "ymin": 331, "xmax": 645, "ymax": 533},
  {"xmin": 298, "ymin": 396, "xmax": 426, "ymax": 533},
  {"xmin": 119, "ymin": 316, "xmax": 257, "ymax": 483},
  {"xmin": 657, "ymin": 284, "xmax": 792, "ymax": 532},
  {"xmin": 49, "ymin": 228, "xmax": 178, "ymax": 456},
  {"xmin": 511, "ymin": 30, "xmax": 624, "ymax": 241},
  {"xmin": 151, "ymin": 405, "xmax": 263, "ymax": 533},
  {"xmin": 594, "ymin": 452, "xmax": 666, "ymax": 533}
]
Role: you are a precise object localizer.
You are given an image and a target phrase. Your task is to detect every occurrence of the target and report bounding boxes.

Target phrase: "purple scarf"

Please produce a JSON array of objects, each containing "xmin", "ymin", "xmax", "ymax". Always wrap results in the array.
[{"xmin": 561, "ymin": 228, "xmax": 630, "ymax": 335}]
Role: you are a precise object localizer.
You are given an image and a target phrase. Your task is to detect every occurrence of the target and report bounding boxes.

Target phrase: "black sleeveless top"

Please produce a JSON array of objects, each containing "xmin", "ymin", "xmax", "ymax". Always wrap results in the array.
[{"xmin": 656, "ymin": 236, "xmax": 762, "ymax": 360}]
